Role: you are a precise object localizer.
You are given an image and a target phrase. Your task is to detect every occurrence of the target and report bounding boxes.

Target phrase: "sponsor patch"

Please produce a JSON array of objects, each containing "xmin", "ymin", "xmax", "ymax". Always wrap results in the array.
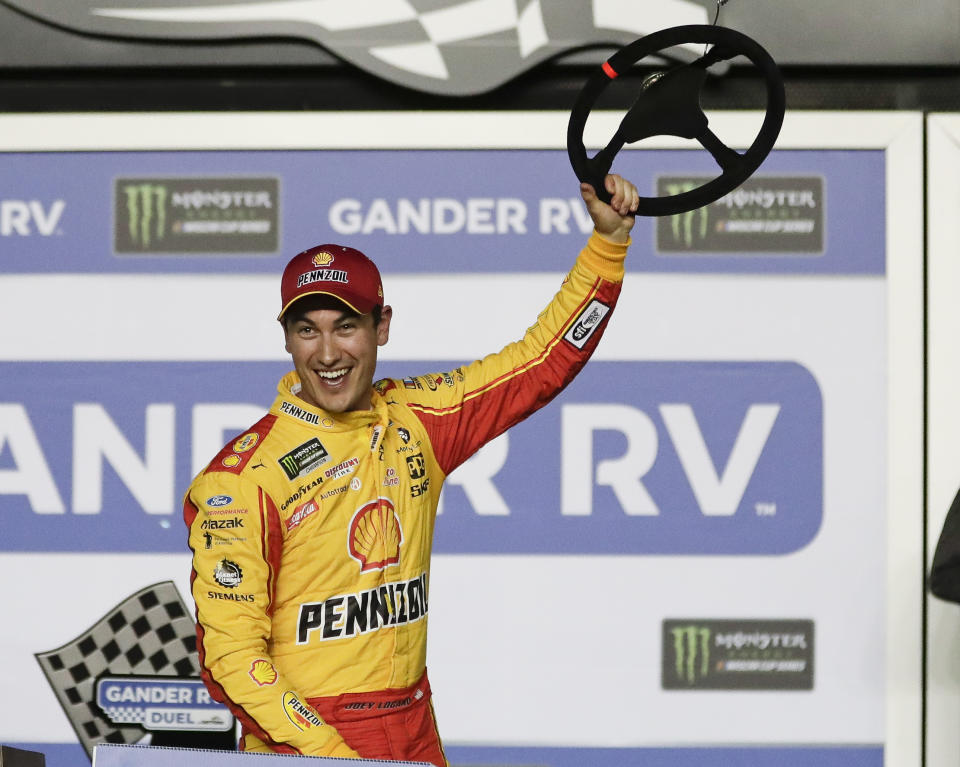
[
  {"xmin": 204, "ymin": 506, "xmax": 248, "ymax": 516},
  {"xmin": 348, "ymin": 499, "xmax": 402, "ymax": 572},
  {"xmin": 279, "ymin": 399, "xmax": 322, "ymax": 426},
  {"xmin": 233, "ymin": 433, "xmax": 259, "ymax": 453},
  {"xmin": 564, "ymin": 299, "xmax": 610, "ymax": 350},
  {"xmin": 287, "ymin": 499, "xmax": 319, "ymax": 532},
  {"xmin": 249, "ymin": 660, "xmax": 278, "ymax": 687},
  {"xmin": 207, "ymin": 591, "xmax": 254, "ymax": 602},
  {"xmin": 325, "ymin": 457, "xmax": 360, "ymax": 480},
  {"xmin": 278, "ymin": 437, "xmax": 331, "ymax": 480},
  {"xmin": 280, "ymin": 476, "xmax": 324, "ymax": 511},
  {"xmin": 282, "ymin": 691, "xmax": 323, "ymax": 731},
  {"xmin": 205, "ymin": 495, "xmax": 232, "ymax": 507},
  {"xmin": 213, "ymin": 559, "xmax": 243, "ymax": 588},
  {"xmin": 297, "ymin": 572, "xmax": 428, "ymax": 645}
]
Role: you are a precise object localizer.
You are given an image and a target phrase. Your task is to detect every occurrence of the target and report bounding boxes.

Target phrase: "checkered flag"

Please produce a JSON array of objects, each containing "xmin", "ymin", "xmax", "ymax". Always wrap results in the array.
[
  {"xmin": 0, "ymin": 0, "xmax": 709, "ymax": 95},
  {"xmin": 35, "ymin": 581, "xmax": 200, "ymax": 760}
]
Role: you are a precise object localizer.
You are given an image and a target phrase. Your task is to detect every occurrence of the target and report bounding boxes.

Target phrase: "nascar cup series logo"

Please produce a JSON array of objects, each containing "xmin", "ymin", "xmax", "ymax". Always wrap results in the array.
[
  {"xmin": 656, "ymin": 176, "xmax": 824, "ymax": 253},
  {"xmin": 349, "ymin": 498, "xmax": 402, "ymax": 572},
  {"xmin": 662, "ymin": 619, "xmax": 815, "ymax": 690},
  {"xmin": 114, "ymin": 177, "xmax": 279, "ymax": 254}
]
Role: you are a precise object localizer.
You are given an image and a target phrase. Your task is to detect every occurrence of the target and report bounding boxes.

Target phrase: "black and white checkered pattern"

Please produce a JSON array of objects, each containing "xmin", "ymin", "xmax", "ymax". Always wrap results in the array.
[
  {"xmin": 0, "ymin": 0, "xmax": 709, "ymax": 95},
  {"xmin": 35, "ymin": 581, "xmax": 200, "ymax": 760}
]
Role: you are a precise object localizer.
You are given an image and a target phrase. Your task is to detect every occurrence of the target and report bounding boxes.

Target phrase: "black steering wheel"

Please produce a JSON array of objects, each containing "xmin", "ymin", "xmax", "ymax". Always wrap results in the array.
[{"xmin": 567, "ymin": 25, "xmax": 785, "ymax": 217}]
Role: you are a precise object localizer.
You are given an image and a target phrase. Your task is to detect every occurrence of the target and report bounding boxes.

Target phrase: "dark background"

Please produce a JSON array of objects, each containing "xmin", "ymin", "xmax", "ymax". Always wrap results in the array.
[{"xmin": 1, "ymin": 0, "xmax": 958, "ymax": 114}]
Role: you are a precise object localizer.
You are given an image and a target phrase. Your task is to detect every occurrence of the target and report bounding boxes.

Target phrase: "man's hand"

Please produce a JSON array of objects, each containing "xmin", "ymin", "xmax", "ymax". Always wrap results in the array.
[{"xmin": 580, "ymin": 174, "xmax": 639, "ymax": 244}]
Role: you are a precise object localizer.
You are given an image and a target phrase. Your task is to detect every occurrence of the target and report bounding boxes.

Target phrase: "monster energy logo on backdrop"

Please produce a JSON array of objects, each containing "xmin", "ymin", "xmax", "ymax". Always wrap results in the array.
[
  {"xmin": 662, "ymin": 619, "xmax": 815, "ymax": 690},
  {"xmin": 114, "ymin": 177, "xmax": 279, "ymax": 254},
  {"xmin": 670, "ymin": 623, "xmax": 711, "ymax": 685},
  {"xmin": 124, "ymin": 183, "xmax": 168, "ymax": 249},
  {"xmin": 664, "ymin": 180, "xmax": 708, "ymax": 248},
  {"xmin": 656, "ymin": 176, "xmax": 825, "ymax": 254}
]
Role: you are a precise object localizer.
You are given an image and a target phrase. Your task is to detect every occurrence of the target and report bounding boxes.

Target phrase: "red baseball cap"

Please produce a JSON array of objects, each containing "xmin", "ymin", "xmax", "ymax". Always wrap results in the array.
[{"xmin": 277, "ymin": 243, "xmax": 384, "ymax": 321}]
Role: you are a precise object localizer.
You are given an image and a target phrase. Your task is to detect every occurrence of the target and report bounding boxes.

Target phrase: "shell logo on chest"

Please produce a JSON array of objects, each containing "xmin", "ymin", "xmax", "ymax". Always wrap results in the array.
[{"xmin": 348, "ymin": 498, "xmax": 402, "ymax": 572}]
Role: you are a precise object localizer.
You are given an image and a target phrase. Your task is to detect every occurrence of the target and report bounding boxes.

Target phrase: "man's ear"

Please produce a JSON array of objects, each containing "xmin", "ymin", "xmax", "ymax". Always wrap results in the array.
[
  {"xmin": 377, "ymin": 305, "xmax": 393, "ymax": 347},
  {"xmin": 282, "ymin": 321, "xmax": 291, "ymax": 354}
]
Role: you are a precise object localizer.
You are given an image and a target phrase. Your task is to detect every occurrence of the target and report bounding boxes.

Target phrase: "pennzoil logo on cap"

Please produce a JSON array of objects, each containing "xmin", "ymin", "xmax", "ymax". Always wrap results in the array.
[{"xmin": 312, "ymin": 251, "xmax": 334, "ymax": 267}]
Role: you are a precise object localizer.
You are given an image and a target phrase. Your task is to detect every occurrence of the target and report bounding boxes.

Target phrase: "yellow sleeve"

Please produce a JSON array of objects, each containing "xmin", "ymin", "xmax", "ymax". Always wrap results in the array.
[
  {"xmin": 184, "ymin": 471, "xmax": 359, "ymax": 757},
  {"xmin": 386, "ymin": 231, "xmax": 627, "ymax": 474}
]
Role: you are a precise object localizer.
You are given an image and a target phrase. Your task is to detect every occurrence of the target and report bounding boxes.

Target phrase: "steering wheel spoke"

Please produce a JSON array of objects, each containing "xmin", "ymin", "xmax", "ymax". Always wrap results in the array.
[
  {"xmin": 698, "ymin": 128, "xmax": 744, "ymax": 173},
  {"xmin": 567, "ymin": 25, "xmax": 784, "ymax": 217}
]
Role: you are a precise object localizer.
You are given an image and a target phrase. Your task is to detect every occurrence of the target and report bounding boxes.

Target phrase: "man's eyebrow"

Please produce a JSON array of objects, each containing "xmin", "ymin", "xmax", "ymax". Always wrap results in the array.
[{"xmin": 292, "ymin": 310, "xmax": 357, "ymax": 326}]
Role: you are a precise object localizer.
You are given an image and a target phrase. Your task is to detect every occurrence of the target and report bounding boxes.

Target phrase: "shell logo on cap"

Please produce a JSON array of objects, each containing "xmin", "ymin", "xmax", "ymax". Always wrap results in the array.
[
  {"xmin": 348, "ymin": 498, "xmax": 402, "ymax": 572},
  {"xmin": 312, "ymin": 252, "xmax": 334, "ymax": 267}
]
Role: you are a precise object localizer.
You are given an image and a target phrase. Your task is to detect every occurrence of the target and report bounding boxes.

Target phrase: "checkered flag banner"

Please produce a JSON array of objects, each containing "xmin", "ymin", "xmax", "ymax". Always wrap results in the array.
[
  {"xmin": 35, "ymin": 581, "xmax": 201, "ymax": 760},
  {"xmin": 0, "ymin": 0, "xmax": 709, "ymax": 95}
]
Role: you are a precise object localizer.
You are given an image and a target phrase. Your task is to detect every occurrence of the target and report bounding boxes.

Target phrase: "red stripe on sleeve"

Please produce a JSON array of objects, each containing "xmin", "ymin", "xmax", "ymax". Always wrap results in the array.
[
  {"xmin": 417, "ymin": 276, "xmax": 622, "ymax": 474},
  {"xmin": 259, "ymin": 488, "xmax": 284, "ymax": 618}
]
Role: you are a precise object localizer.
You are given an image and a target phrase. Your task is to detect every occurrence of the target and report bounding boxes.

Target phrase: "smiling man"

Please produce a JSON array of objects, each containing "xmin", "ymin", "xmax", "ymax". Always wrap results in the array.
[{"xmin": 183, "ymin": 175, "xmax": 638, "ymax": 766}]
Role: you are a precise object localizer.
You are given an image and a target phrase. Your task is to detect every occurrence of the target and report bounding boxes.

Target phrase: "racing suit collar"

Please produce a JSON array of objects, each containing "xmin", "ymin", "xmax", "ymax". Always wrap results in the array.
[{"xmin": 273, "ymin": 370, "xmax": 389, "ymax": 433}]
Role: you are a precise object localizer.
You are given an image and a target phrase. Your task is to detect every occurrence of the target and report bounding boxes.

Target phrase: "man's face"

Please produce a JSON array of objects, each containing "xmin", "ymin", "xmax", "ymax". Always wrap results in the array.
[{"xmin": 283, "ymin": 301, "xmax": 392, "ymax": 414}]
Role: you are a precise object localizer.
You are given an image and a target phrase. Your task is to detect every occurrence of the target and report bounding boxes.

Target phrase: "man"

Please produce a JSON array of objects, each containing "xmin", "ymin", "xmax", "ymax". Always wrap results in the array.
[{"xmin": 183, "ymin": 175, "xmax": 639, "ymax": 765}]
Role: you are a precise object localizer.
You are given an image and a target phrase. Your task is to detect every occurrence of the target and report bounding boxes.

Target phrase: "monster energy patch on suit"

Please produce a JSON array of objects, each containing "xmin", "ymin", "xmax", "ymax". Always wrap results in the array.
[
  {"xmin": 656, "ymin": 177, "xmax": 824, "ymax": 254},
  {"xmin": 114, "ymin": 177, "xmax": 279, "ymax": 253},
  {"xmin": 662, "ymin": 618, "xmax": 814, "ymax": 690},
  {"xmin": 278, "ymin": 438, "xmax": 331, "ymax": 481}
]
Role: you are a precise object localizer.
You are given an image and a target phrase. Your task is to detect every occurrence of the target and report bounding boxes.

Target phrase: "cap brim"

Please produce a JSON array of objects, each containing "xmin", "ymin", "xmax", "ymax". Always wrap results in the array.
[{"xmin": 277, "ymin": 290, "xmax": 371, "ymax": 321}]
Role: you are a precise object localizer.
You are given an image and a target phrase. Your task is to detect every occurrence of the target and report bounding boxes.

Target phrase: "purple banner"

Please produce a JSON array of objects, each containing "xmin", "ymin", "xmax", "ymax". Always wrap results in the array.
[
  {"xmin": 0, "ymin": 149, "xmax": 884, "ymax": 275},
  {"xmin": 0, "ymin": 359, "xmax": 821, "ymax": 555}
]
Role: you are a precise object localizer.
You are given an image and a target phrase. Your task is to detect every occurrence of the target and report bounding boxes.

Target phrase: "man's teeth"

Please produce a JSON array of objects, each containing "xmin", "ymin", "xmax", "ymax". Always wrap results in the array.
[{"xmin": 317, "ymin": 369, "xmax": 348, "ymax": 380}]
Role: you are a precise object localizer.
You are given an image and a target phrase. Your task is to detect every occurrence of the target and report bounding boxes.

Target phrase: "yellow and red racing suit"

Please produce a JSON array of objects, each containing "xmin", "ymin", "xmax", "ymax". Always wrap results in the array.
[{"xmin": 183, "ymin": 232, "xmax": 627, "ymax": 763}]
